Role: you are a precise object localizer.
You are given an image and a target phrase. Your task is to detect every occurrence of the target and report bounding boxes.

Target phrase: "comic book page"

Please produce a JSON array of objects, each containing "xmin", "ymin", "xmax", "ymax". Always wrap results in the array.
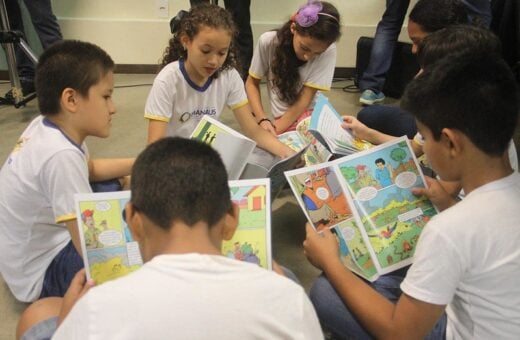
[
  {"xmin": 74, "ymin": 191, "xmax": 142, "ymax": 284},
  {"xmin": 191, "ymin": 115, "xmax": 256, "ymax": 180},
  {"xmin": 333, "ymin": 137, "xmax": 437, "ymax": 275},
  {"xmin": 309, "ymin": 94, "xmax": 372, "ymax": 155},
  {"xmin": 222, "ymin": 178, "xmax": 272, "ymax": 270},
  {"xmin": 284, "ymin": 163, "xmax": 378, "ymax": 280}
]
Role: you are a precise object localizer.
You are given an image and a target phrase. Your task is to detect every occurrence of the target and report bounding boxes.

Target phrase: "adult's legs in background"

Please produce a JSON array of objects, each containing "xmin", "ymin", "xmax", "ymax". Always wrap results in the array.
[
  {"xmin": 223, "ymin": 0, "xmax": 253, "ymax": 79},
  {"xmin": 359, "ymin": 0, "xmax": 411, "ymax": 100}
]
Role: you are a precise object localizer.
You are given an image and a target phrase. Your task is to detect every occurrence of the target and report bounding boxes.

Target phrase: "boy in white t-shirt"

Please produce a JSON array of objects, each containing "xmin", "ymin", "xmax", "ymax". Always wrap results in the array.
[
  {"xmin": 303, "ymin": 51, "xmax": 520, "ymax": 339},
  {"xmin": 0, "ymin": 40, "xmax": 134, "ymax": 303},
  {"xmin": 17, "ymin": 137, "xmax": 324, "ymax": 340}
]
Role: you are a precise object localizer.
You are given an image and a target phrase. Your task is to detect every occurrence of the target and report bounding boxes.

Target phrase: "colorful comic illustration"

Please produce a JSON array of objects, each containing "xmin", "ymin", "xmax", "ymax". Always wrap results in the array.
[
  {"xmin": 335, "ymin": 137, "xmax": 436, "ymax": 274},
  {"xmin": 285, "ymin": 164, "xmax": 353, "ymax": 232},
  {"xmin": 334, "ymin": 219, "xmax": 378, "ymax": 281},
  {"xmin": 222, "ymin": 179, "xmax": 272, "ymax": 270},
  {"xmin": 295, "ymin": 116, "xmax": 332, "ymax": 165},
  {"xmin": 75, "ymin": 191, "xmax": 142, "ymax": 284}
]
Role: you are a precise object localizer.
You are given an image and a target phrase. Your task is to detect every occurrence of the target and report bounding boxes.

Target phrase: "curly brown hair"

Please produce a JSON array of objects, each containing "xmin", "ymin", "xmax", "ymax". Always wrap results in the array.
[
  {"xmin": 271, "ymin": 1, "xmax": 341, "ymax": 105},
  {"xmin": 160, "ymin": 4, "xmax": 239, "ymax": 79}
]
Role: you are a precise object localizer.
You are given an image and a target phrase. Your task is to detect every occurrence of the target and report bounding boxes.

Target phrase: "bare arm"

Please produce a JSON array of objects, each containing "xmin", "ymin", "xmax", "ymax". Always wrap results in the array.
[
  {"xmin": 412, "ymin": 176, "xmax": 461, "ymax": 212},
  {"xmin": 147, "ymin": 119, "xmax": 168, "ymax": 145},
  {"xmin": 88, "ymin": 158, "xmax": 134, "ymax": 182},
  {"xmin": 304, "ymin": 224, "xmax": 446, "ymax": 339},
  {"xmin": 342, "ymin": 116, "xmax": 396, "ymax": 145},
  {"xmin": 273, "ymin": 86, "xmax": 317, "ymax": 134},
  {"xmin": 65, "ymin": 220, "xmax": 83, "ymax": 257},
  {"xmin": 233, "ymin": 104, "xmax": 294, "ymax": 158},
  {"xmin": 245, "ymin": 75, "xmax": 277, "ymax": 135}
]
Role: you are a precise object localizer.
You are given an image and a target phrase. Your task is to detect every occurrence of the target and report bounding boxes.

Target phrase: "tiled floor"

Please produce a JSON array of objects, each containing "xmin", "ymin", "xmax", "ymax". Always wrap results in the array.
[{"xmin": 0, "ymin": 74, "xmax": 368, "ymax": 339}]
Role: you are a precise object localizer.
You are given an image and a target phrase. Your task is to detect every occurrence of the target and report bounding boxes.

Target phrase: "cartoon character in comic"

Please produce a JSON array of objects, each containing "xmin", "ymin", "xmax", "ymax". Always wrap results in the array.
[
  {"xmin": 297, "ymin": 168, "xmax": 351, "ymax": 230},
  {"xmin": 356, "ymin": 164, "xmax": 378, "ymax": 188},
  {"xmin": 368, "ymin": 222, "xmax": 398, "ymax": 239},
  {"xmin": 81, "ymin": 209, "xmax": 99, "ymax": 249},
  {"xmin": 374, "ymin": 158, "xmax": 393, "ymax": 188}
]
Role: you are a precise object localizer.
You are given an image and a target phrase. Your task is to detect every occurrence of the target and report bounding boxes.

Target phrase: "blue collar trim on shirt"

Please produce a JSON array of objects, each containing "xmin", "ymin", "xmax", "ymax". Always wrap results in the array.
[
  {"xmin": 179, "ymin": 59, "xmax": 213, "ymax": 92},
  {"xmin": 42, "ymin": 117, "xmax": 85, "ymax": 154}
]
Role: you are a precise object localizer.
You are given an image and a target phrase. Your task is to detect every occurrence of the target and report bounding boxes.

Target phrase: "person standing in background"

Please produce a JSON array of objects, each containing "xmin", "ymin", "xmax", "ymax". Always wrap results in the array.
[{"xmin": 3, "ymin": 0, "xmax": 62, "ymax": 99}]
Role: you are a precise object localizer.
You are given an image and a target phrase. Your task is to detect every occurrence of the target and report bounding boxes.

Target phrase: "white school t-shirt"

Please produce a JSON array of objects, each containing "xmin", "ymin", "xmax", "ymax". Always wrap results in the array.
[
  {"xmin": 144, "ymin": 60, "xmax": 248, "ymax": 138},
  {"xmin": 249, "ymin": 31, "xmax": 337, "ymax": 118},
  {"xmin": 0, "ymin": 115, "xmax": 91, "ymax": 302},
  {"xmin": 53, "ymin": 254, "xmax": 324, "ymax": 340},
  {"xmin": 401, "ymin": 172, "xmax": 520, "ymax": 339}
]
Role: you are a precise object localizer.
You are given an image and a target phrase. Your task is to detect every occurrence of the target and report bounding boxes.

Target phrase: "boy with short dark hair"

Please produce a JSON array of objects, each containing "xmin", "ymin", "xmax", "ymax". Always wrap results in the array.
[
  {"xmin": 0, "ymin": 40, "xmax": 133, "ymax": 303},
  {"xmin": 17, "ymin": 137, "xmax": 323, "ymax": 339},
  {"xmin": 304, "ymin": 51, "xmax": 520, "ymax": 338}
]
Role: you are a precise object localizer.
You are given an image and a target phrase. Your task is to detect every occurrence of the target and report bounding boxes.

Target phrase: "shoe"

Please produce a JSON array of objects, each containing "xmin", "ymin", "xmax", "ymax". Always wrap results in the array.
[{"xmin": 359, "ymin": 89, "xmax": 385, "ymax": 105}]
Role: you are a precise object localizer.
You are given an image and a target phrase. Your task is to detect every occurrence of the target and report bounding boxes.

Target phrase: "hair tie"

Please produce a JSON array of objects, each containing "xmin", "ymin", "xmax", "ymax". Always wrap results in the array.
[{"xmin": 295, "ymin": 1, "xmax": 338, "ymax": 27}]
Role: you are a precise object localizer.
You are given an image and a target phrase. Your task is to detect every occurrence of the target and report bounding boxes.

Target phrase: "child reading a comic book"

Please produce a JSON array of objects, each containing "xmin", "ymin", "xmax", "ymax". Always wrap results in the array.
[
  {"xmin": 0, "ymin": 40, "xmax": 134, "ymax": 303},
  {"xmin": 245, "ymin": 1, "xmax": 341, "ymax": 134},
  {"xmin": 303, "ymin": 51, "xmax": 520, "ymax": 339},
  {"xmin": 17, "ymin": 137, "xmax": 323, "ymax": 340},
  {"xmin": 145, "ymin": 4, "xmax": 293, "ymax": 159},
  {"xmin": 344, "ymin": 25, "xmax": 518, "ymax": 207}
]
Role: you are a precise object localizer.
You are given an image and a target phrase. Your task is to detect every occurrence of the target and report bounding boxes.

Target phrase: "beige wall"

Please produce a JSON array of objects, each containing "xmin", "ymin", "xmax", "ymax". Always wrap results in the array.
[{"xmin": 1, "ymin": 0, "xmax": 417, "ymax": 70}]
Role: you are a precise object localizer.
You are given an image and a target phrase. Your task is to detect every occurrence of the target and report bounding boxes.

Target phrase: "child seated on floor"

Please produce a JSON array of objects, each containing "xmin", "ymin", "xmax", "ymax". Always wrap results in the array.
[
  {"xmin": 0, "ymin": 40, "xmax": 134, "ymax": 303},
  {"xmin": 17, "ymin": 137, "xmax": 324, "ymax": 340},
  {"xmin": 304, "ymin": 50, "xmax": 520, "ymax": 339},
  {"xmin": 145, "ymin": 4, "xmax": 293, "ymax": 158},
  {"xmin": 245, "ymin": 1, "xmax": 341, "ymax": 134}
]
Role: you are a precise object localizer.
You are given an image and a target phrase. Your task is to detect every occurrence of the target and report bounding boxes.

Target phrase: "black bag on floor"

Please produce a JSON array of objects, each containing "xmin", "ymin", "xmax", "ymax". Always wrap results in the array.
[{"xmin": 355, "ymin": 36, "xmax": 420, "ymax": 99}]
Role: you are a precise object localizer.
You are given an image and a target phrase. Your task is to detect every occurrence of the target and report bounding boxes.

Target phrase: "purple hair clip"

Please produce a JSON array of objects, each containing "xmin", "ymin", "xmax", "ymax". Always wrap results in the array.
[{"xmin": 295, "ymin": 0, "xmax": 323, "ymax": 27}]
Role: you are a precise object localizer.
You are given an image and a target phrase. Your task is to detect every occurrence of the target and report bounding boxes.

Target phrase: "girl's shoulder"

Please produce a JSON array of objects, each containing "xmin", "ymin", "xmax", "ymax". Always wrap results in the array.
[{"xmin": 258, "ymin": 31, "xmax": 278, "ymax": 45}]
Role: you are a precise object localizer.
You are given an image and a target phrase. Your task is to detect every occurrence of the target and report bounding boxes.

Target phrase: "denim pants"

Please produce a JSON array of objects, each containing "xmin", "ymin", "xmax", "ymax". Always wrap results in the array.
[
  {"xmin": 461, "ymin": 0, "xmax": 492, "ymax": 27},
  {"xmin": 5, "ymin": 0, "xmax": 62, "ymax": 82},
  {"xmin": 357, "ymin": 105, "xmax": 417, "ymax": 139},
  {"xmin": 309, "ymin": 269, "xmax": 447, "ymax": 339},
  {"xmin": 358, "ymin": 0, "xmax": 411, "ymax": 93}
]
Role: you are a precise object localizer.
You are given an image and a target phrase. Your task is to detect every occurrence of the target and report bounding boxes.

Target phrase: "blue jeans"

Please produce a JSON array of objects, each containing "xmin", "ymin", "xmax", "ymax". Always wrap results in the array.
[
  {"xmin": 357, "ymin": 105, "xmax": 417, "ymax": 139},
  {"xmin": 310, "ymin": 269, "xmax": 447, "ymax": 339},
  {"xmin": 461, "ymin": 0, "xmax": 492, "ymax": 27},
  {"xmin": 5, "ymin": 0, "xmax": 62, "ymax": 82},
  {"xmin": 359, "ymin": 0, "xmax": 411, "ymax": 93}
]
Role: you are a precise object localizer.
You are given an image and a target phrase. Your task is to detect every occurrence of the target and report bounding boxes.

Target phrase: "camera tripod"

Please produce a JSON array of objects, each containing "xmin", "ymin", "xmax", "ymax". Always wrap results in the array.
[{"xmin": 0, "ymin": 0, "xmax": 38, "ymax": 108}]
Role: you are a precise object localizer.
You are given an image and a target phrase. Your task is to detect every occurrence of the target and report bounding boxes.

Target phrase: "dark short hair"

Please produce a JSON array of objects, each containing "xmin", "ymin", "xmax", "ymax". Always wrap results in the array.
[
  {"xmin": 131, "ymin": 137, "xmax": 231, "ymax": 230},
  {"xmin": 36, "ymin": 40, "xmax": 114, "ymax": 115},
  {"xmin": 409, "ymin": 0, "xmax": 469, "ymax": 33},
  {"xmin": 401, "ymin": 52, "xmax": 519, "ymax": 156},
  {"xmin": 417, "ymin": 25, "xmax": 501, "ymax": 69}
]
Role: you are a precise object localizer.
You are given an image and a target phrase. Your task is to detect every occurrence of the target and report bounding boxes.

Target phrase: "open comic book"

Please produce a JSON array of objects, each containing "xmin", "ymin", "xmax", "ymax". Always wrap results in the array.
[
  {"xmin": 222, "ymin": 178, "xmax": 272, "ymax": 270},
  {"xmin": 74, "ymin": 179, "xmax": 273, "ymax": 283},
  {"xmin": 74, "ymin": 191, "xmax": 142, "ymax": 284},
  {"xmin": 309, "ymin": 94, "xmax": 372, "ymax": 155},
  {"xmin": 285, "ymin": 137, "xmax": 437, "ymax": 281},
  {"xmin": 190, "ymin": 115, "xmax": 256, "ymax": 180},
  {"xmin": 241, "ymin": 145, "xmax": 308, "ymax": 201},
  {"xmin": 279, "ymin": 118, "xmax": 332, "ymax": 166}
]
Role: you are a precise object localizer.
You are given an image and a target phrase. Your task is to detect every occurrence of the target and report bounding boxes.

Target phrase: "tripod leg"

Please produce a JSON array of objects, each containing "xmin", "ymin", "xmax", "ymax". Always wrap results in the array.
[{"xmin": 19, "ymin": 38, "xmax": 38, "ymax": 65}]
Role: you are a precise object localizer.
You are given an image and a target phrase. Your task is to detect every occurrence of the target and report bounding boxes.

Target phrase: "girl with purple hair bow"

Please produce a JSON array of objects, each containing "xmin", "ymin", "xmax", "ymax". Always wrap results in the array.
[{"xmin": 246, "ymin": 1, "xmax": 341, "ymax": 134}]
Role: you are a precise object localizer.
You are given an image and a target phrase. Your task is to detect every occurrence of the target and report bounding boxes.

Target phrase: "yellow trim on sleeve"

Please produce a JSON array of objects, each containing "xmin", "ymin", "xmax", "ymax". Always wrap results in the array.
[
  {"xmin": 144, "ymin": 114, "xmax": 170, "ymax": 123},
  {"xmin": 56, "ymin": 213, "xmax": 76, "ymax": 224},
  {"xmin": 230, "ymin": 99, "xmax": 249, "ymax": 110},
  {"xmin": 303, "ymin": 82, "xmax": 331, "ymax": 91},
  {"xmin": 248, "ymin": 71, "xmax": 263, "ymax": 80}
]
